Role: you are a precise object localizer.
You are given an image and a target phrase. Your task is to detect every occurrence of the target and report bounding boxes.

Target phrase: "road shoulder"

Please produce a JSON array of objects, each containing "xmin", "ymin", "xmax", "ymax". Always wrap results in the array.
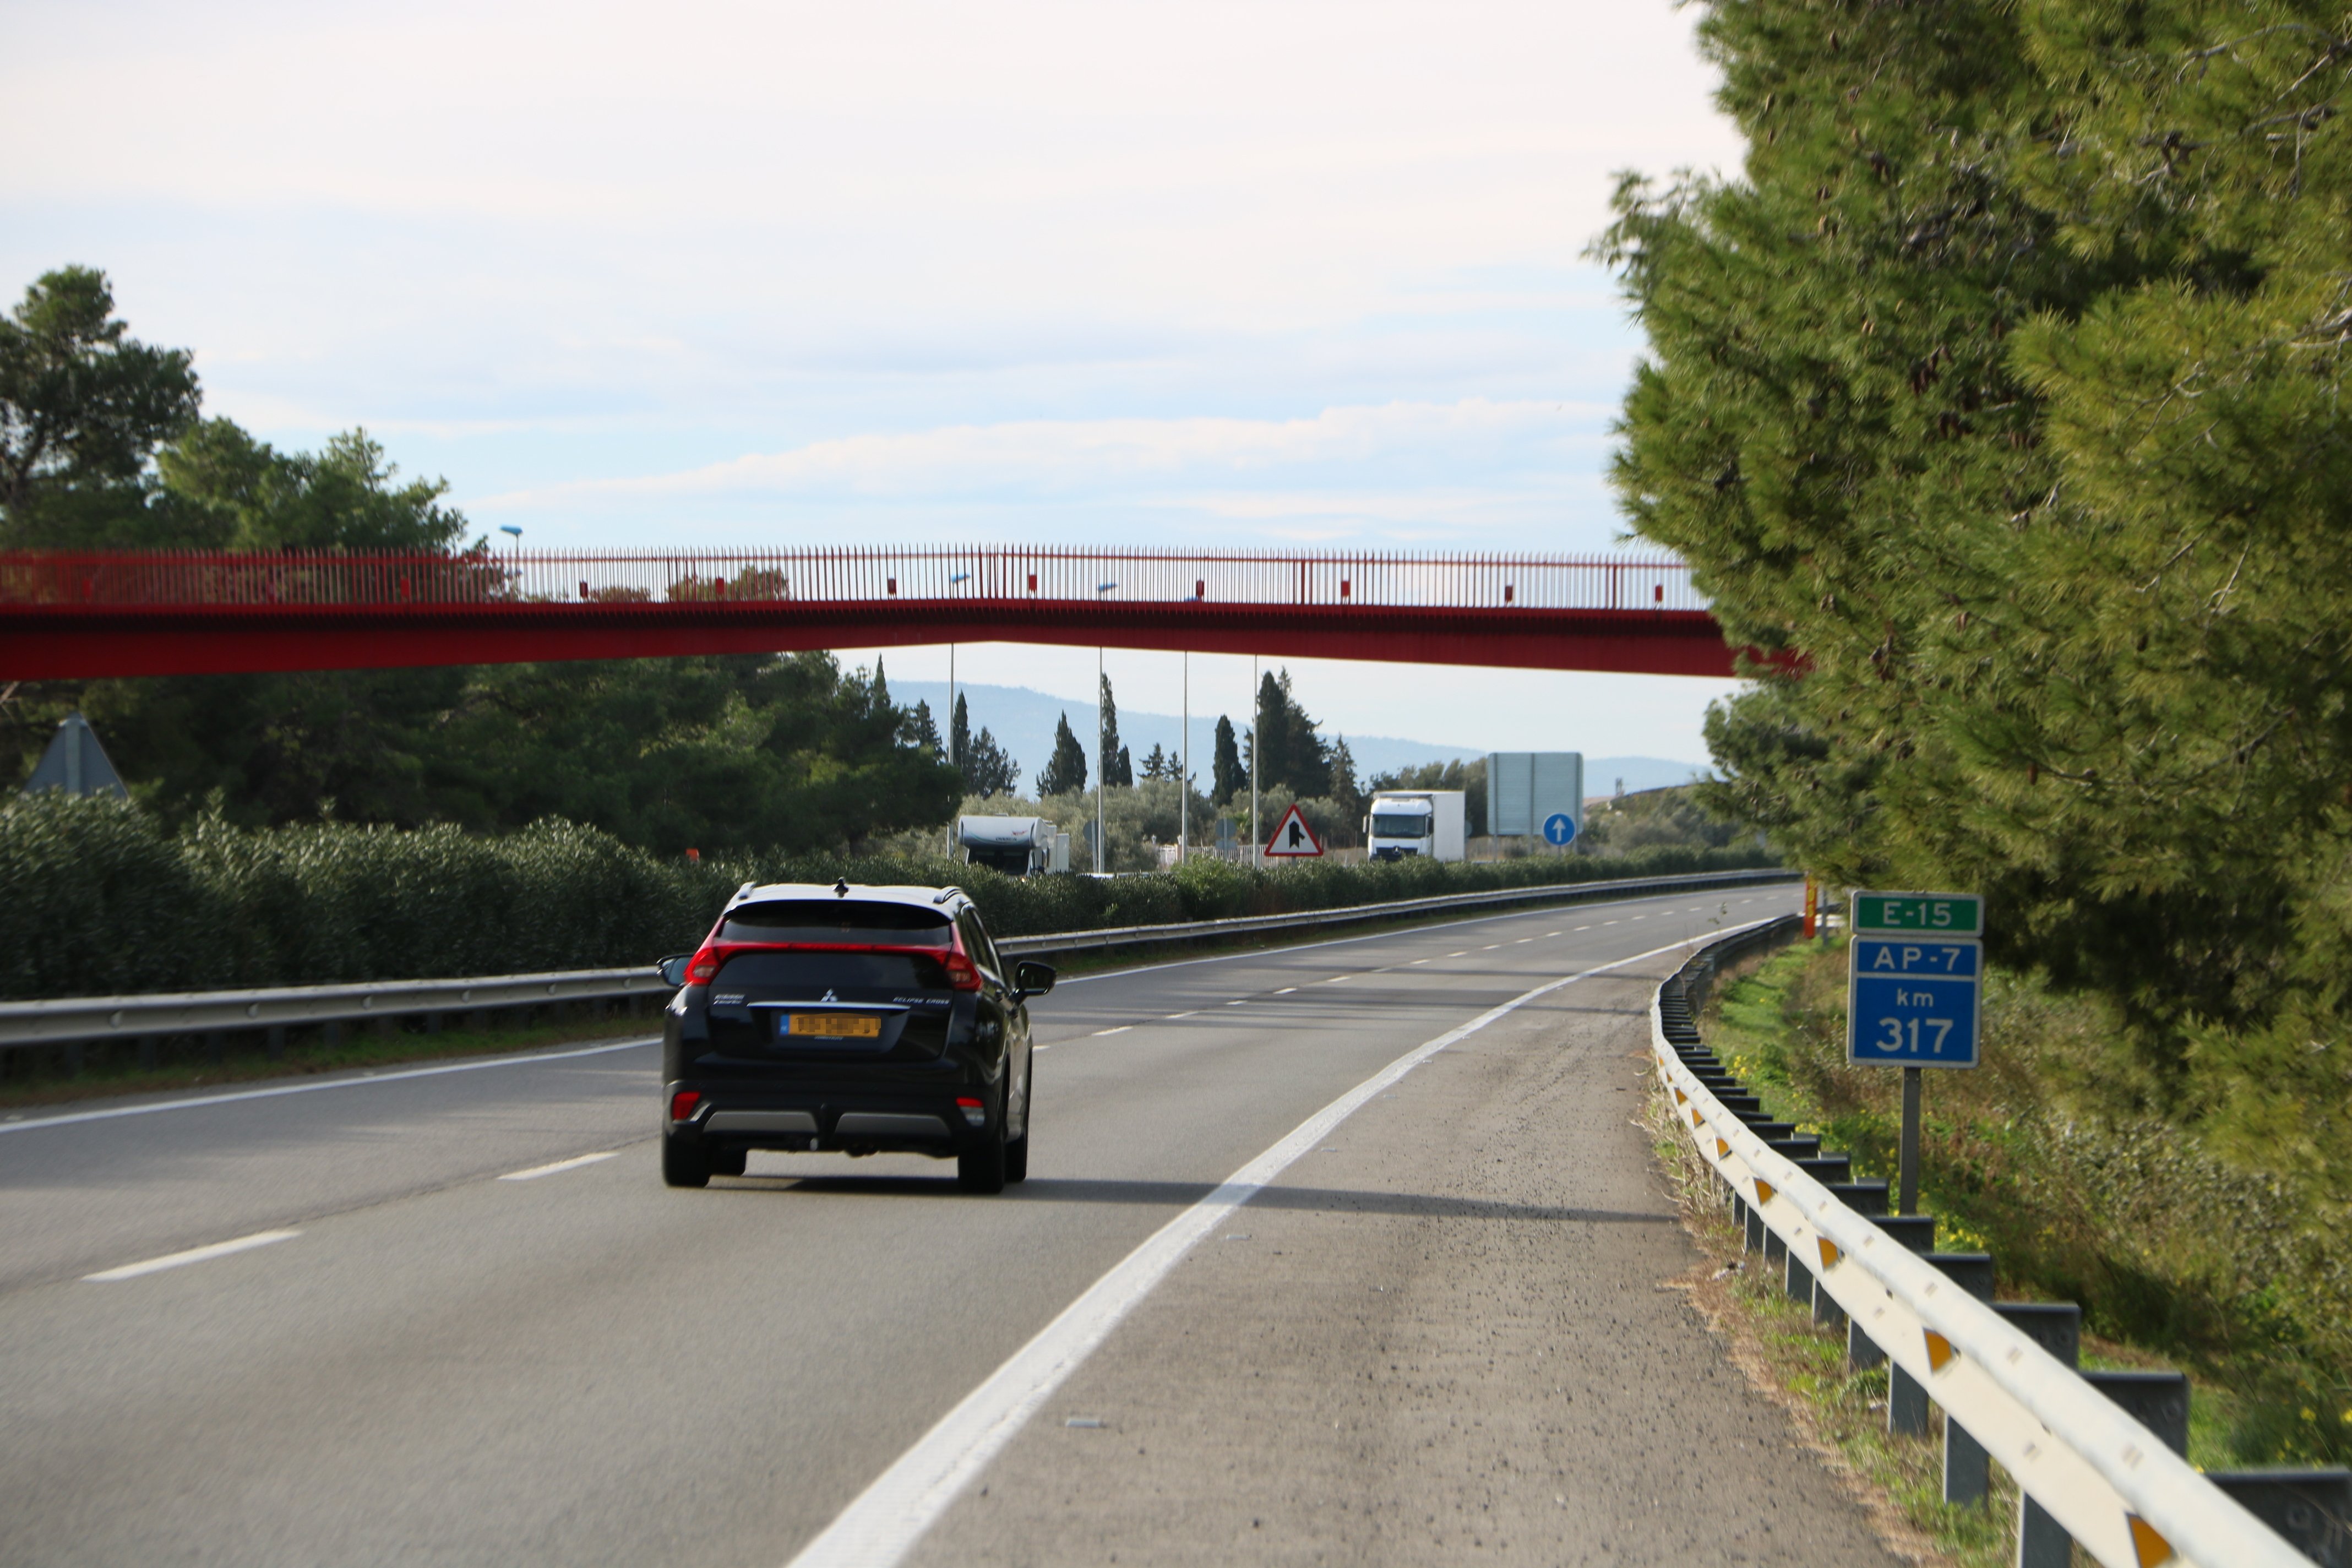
[{"xmin": 908, "ymin": 960, "xmax": 1904, "ymax": 1566}]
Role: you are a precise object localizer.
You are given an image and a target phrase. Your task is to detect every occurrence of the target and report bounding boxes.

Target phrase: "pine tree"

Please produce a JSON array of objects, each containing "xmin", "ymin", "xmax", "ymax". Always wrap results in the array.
[
  {"xmin": 1599, "ymin": 0, "xmax": 2352, "ymax": 1115},
  {"xmin": 950, "ymin": 693, "xmax": 971, "ymax": 771},
  {"xmin": 907, "ymin": 699, "xmax": 942, "ymax": 756},
  {"xmin": 1037, "ymin": 711, "xmax": 1088, "ymax": 797},
  {"xmin": 1140, "ymin": 742, "xmax": 1168, "ymax": 780},
  {"xmin": 962, "ymin": 725, "xmax": 1020, "ymax": 798}
]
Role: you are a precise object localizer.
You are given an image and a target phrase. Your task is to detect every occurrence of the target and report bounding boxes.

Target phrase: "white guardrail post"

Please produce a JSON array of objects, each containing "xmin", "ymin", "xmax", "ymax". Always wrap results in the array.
[
  {"xmin": 0, "ymin": 867, "xmax": 1799, "ymax": 1056},
  {"xmin": 1653, "ymin": 922, "xmax": 2321, "ymax": 1568}
]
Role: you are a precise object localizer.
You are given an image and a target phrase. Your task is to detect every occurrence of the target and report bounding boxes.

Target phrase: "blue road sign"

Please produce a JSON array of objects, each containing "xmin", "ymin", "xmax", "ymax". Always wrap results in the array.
[
  {"xmin": 1542, "ymin": 812, "xmax": 1577, "ymax": 846},
  {"xmin": 1848, "ymin": 938, "xmax": 1980, "ymax": 1068}
]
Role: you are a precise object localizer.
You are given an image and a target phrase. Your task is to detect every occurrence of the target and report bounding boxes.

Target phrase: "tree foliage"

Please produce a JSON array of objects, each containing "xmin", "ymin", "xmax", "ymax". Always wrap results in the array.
[
  {"xmin": 950, "ymin": 693, "xmax": 1021, "ymax": 799},
  {"xmin": 0, "ymin": 266, "xmax": 200, "ymax": 546},
  {"xmin": 1248, "ymin": 667, "xmax": 1331, "ymax": 799},
  {"xmin": 1600, "ymin": 2, "xmax": 2352, "ymax": 1193},
  {"xmin": 0, "ymin": 265, "xmax": 962, "ymax": 856},
  {"xmin": 1037, "ymin": 712, "xmax": 1088, "ymax": 797},
  {"xmin": 1211, "ymin": 715, "xmax": 1245, "ymax": 804}
]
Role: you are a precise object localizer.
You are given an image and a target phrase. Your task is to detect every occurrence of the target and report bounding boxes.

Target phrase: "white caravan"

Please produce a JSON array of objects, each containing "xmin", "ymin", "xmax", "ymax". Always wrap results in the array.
[{"xmin": 956, "ymin": 816, "xmax": 1070, "ymax": 878}]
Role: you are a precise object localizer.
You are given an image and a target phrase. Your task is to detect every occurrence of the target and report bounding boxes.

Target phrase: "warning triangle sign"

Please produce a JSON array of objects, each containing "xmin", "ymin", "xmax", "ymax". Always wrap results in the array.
[{"xmin": 1262, "ymin": 804, "xmax": 1324, "ymax": 858}]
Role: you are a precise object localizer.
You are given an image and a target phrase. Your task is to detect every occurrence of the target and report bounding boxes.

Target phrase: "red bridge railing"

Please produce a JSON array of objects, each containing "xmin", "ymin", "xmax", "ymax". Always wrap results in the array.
[{"xmin": 0, "ymin": 546, "xmax": 1703, "ymax": 614}]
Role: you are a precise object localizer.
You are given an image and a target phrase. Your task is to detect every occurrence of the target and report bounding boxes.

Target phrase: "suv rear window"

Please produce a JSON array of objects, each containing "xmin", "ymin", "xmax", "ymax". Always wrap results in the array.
[{"xmin": 719, "ymin": 900, "xmax": 953, "ymax": 946}]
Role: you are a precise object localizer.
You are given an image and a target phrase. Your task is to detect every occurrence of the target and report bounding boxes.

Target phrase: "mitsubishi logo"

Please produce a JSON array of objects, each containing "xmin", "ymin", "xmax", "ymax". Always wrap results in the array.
[{"xmin": 821, "ymin": 989, "xmax": 839, "ymax": 1003}]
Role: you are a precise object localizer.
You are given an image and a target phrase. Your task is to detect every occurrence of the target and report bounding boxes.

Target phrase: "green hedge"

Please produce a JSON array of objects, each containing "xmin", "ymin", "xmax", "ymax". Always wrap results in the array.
[{"xmin": 0, "ymin": 792, "xmax": 1778, "ymax": 1000}]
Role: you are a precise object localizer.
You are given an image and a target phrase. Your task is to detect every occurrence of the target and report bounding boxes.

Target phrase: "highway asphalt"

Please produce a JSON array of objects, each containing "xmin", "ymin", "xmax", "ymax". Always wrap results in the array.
[{"xmin": 0, "ymin": 880, "xmax": 1894, "ymax": 1567}]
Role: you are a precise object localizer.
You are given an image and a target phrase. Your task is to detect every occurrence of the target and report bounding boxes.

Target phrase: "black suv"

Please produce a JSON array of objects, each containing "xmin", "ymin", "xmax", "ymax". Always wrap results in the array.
[{"xmin": 656, "ymin": 881, "xmax": 1054, "ymax": 1194}]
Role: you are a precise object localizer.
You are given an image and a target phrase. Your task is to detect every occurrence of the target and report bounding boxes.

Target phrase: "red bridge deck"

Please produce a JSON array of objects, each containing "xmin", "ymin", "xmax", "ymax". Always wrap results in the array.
[{"xmin": 0, "ymin": 547, "xmax": 1738, "ymax": 680}]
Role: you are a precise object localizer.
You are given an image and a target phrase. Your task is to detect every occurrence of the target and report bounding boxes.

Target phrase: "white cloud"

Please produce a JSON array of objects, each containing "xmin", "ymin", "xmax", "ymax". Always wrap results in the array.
[{"xmin": 477, "ymin": 399, "xmax": 1608, "ymax": 508}]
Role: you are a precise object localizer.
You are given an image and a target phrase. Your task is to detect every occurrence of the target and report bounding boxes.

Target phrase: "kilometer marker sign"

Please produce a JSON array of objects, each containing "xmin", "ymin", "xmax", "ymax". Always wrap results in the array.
[{"xmin": 1847, "ymin": 892, "xmax": 1983, "ymax": 1070}]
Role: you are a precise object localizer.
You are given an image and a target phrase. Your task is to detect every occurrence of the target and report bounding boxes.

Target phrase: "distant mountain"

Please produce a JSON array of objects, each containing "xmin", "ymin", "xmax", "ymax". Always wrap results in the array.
[{"xmin": 886, "ymin": 680, "xmax": 1709, "ymax": 798}]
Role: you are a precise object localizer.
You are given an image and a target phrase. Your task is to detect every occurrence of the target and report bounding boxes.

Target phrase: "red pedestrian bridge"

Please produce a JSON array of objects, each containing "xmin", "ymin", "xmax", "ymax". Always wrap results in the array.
[{"xmin": 0, "ymin": 547, "xmax": 1743, "ymax": 680}]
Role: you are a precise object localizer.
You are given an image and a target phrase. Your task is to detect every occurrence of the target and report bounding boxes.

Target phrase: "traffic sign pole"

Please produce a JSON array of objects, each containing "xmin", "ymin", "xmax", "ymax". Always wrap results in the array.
[{"xmin": 1899, "ymin": 1067, "xmax": 1922, "ymax": 1215}]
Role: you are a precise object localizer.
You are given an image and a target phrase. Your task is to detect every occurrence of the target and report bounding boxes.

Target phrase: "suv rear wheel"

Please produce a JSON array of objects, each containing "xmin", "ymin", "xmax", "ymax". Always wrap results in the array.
[{"xmin": 957, "ymin": 1086, "xmax": 1008, "ymax": 1194}]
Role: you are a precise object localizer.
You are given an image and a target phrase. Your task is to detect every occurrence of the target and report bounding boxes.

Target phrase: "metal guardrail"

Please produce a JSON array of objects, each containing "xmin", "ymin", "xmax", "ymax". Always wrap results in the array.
[
  {"xmin": 0, "ymin": 867, "xmax": 1797, "ymax": 1054},
  {"xmin": 995, "ymin": 866, "xmax": 1796, "ymax": 959},
  {"xmin": 1653, "ymin": 922, "xmax": 2320, "ymax": 1568}
]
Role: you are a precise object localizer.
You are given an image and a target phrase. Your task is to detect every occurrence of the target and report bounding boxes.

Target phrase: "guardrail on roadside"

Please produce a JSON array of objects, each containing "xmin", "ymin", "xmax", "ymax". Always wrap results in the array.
[
  {"xmin": 1654, "ymin": 921, "xmax": 2346, "ymax": 1568},
  {"xmin": 0, "ymin": 867, "xmax": 1798, "ymax": 1062}
]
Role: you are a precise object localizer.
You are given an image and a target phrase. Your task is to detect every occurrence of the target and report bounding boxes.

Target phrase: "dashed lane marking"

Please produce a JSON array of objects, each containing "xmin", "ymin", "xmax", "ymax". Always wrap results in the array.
[
  {"xmin": 85, "ymin": 1229, "xmax": 301, "ymax": 1282},
  {"xmin": 1165, "ymin": 1011, "xmax": 1197, "ymax": 1020},
  {"xmin": 500, "ymin": 1151, "xmax": 620, "ymax": 1182},
  {"xmin": 1273, "ymin": 987, "xmax": 1297, "ymax": 995},
  {"xmin": 1090, "ymin": 1026, "xmax": 1132, "ymax": 1037}
]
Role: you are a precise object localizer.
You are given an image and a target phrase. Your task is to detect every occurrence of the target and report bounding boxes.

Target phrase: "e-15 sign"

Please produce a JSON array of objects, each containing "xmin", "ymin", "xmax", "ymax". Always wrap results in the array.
[
  {"xmin": 1851, "ymin": 891, "xmax": 1983, "ymax": 938},
  {"xmin": 1847, "ymin": 937, "xmax": 1980, "ymax": 1068}
]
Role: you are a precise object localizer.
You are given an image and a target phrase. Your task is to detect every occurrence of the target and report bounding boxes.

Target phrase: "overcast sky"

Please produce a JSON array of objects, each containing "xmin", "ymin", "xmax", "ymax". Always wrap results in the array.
[{"xmin": 3, "ymin": 0, "xmax": 1745, "ymax": 760}]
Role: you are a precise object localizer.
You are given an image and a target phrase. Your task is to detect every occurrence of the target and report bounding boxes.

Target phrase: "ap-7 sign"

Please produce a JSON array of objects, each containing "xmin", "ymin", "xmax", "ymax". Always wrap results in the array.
[{"xmin": 1847, "ymin": 930, "xmax": 1981, "ymax": 1069}]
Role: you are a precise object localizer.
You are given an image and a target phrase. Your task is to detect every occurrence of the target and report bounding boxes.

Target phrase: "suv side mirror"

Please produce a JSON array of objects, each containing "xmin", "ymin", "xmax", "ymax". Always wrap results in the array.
[
  {"xmin": 656, "ymin": 954, "xmax": 692, "ymax": 989},
  {"xmin": 1012, "ymin": 960, "xmax": 1057, "ymax": 1000}
]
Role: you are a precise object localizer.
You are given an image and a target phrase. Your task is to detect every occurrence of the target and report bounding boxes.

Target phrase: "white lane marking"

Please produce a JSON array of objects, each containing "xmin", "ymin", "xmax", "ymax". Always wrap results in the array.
[
  {"xmin": 1033, "ymin": 1045, "xmax": 1053, "ymax": 1052},
  {"xmin": 2, "ymin": 1036, "xmax": 658, "ymax": 1135},
  {"xmin": 1224, "ymin": 999, "xmax": 1248, "ymax": 1006},
  {"xmin": 778, "ymin": 922, "xmax": 1776, "ymax": 1568},
  {"xmin": 1545, "ymin": 931, "xmax": 1562, "ymax": 937},
  {"xmin": 1447, "ymin": 951, "xmax": 1468, "ymax": 957},
  {"xmin": 1090, "ymin": 1026, "xmax": 1132, "ymax": 1038},
  {"xmin": 501, "ymin": 1151, "xmax": 622, "ymax": 1182},
  {"xmin": 1574, "ymin": 925, "xmax": 1592, "ymax": 932},
  {"xmin": 1513, "ymin": 938, "xmax": 1533, "ymax": 944},
  {"xmin": 1321, "ymin": 975, "xmax": 1349, "ymax": 983},
  {"xmin": 1273, "ymin": 988, "xmax": 1297, "ymax": 995},
  {"xmin": 1603, "ymin": 921, "xmax": 1621, "ymax": 927},
  {"xmin": 85, "ymin": 1228, "xmax": 300, "ymax": 1282},
  {"xmin": 1407, "ymin": 959, "xmax": 1429, "ymax": 966},
  {"xmin": 1165, "ymin": 1011, "xmax": 1197, "ymax": 1020},
  {"xmin": 1631, "ymin": 915, "xmax": 1646, "ymax": 921},
  {"xmin": 1482, "ymin": 944, "xmax": 1502, "ymax": 950}
]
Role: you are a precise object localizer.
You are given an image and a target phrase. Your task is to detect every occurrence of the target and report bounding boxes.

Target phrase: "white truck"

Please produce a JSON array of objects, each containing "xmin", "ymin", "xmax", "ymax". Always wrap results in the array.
[
  {"xmin": 956, "ymin": 816, "xmax": 1070, "ymax": 878},
  {"xmin": 1363, "ymin": 790, "xmax": 1467, "ymax": 863}
]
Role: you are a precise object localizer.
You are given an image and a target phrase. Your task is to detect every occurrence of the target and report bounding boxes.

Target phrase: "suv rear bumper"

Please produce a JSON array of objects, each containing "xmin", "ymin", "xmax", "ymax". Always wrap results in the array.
[{"xmin": 667, "ymin": 1080, "xmax": 991, "ymax": 1157}]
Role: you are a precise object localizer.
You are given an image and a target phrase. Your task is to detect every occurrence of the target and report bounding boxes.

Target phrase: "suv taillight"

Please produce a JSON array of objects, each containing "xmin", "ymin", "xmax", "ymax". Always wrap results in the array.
[
  {"xmin": 685, "ymin": 944, "xmax": 721, "ymax": 985},
  {"xmin": 941, "ymin": 949, "xmax": 982, "ymax": 992}
]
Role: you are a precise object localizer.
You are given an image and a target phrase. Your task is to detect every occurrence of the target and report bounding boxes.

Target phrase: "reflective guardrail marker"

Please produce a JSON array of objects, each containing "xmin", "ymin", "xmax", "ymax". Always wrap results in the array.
[{"xmin": 1848, "ymin": 890, "xmax": 1984, "ymax": 1215}]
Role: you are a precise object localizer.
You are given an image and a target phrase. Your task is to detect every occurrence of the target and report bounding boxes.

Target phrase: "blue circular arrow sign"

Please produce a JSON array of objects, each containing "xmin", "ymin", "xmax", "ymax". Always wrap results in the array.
[{"xmin": 1543, "ymin": 812, "xmax": 1577, "ymax": 846}]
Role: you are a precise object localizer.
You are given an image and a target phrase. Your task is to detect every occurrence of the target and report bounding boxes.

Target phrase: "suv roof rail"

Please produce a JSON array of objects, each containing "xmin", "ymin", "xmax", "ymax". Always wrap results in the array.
[{"xmin": 932, "ymin": 885, "xmax": 966, "ymax": 905}]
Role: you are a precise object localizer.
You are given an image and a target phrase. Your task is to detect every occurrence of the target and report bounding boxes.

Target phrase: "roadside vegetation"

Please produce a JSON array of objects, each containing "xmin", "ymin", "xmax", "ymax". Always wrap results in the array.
[
  {"xmin": 1690, "ymin": 943, "xmax": 2350, "ymax": 1471},
  {"xmin": 0, "ymin": 787, "xmax": 1776, "ymax": 1005},
  {"xmin": 1600, "ymin": 0, "xmax": 2352, "ymax": 1472}
]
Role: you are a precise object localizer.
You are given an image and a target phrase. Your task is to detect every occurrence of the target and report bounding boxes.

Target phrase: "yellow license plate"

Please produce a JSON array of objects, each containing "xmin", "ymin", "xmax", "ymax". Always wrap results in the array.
[{"xmin": 788, "ymin": 1013, "xmax": 881, "ymax": 1039}]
